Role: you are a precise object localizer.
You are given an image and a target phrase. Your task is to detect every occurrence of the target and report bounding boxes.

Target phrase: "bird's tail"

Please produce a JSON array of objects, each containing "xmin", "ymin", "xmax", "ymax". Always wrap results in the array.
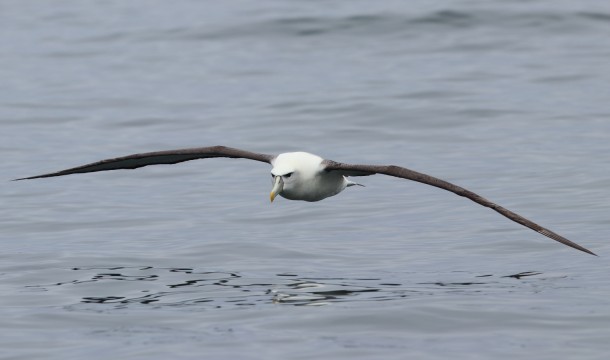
[{"xmin": 346, "ymin": 179, "xmax": 365, "ymax": 187}]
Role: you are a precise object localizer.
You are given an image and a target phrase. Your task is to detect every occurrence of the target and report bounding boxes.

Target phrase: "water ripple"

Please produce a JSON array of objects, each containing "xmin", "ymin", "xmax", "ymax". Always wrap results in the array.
[
  {"xmin": 135, "ymin": 10, "xmax": 610, "ymax": 42},
  {"xmin": 23, "ymin": 266, "xmax": 555, "ymax": 310}
]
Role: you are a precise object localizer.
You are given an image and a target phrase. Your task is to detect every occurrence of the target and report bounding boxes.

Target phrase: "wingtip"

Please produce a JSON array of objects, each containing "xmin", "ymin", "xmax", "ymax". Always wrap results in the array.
[
  {"xmin": 568, "ymin": 243, "xmax": 597, "ymax": 256},
  {"xmin": 12, "ymin": 172, "xmax": 60, "ymax": 181},
  {"xmin": 586, "ymin": 249, "xmax": 598, "ymax": 257},
  {"xmin": 572, "ymin": 242, "xmax": 597, "ymax": 256},
  {"xmin": 12, "ymin": 175, "xmax": 42, "ymax": 181},
  {"xmin": 572, "ymin": 244, "xmax": 597, "ymax": 256}
]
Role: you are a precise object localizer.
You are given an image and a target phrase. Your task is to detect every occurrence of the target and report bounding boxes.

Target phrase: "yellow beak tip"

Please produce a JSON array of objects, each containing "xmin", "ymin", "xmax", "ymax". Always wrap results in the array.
[{"xmin": 270, "ymin": 176, "xmax": 282, "ymax": 203}]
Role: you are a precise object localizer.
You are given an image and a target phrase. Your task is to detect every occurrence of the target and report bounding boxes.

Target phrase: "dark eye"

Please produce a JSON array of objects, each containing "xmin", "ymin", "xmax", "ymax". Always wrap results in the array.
[{"xmin": 284, "ymin": 172, "xmax": 293, "ymax": 178}]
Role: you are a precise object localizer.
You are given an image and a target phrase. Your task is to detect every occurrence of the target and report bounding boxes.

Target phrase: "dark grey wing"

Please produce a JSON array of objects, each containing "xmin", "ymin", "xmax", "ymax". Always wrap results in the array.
[
  {"xmin": 15, "ymin": 146, "xmax": 275, "ymax": 180},
  {"xmin": 322, "ymin": 160, "xmax": 596, "ymax": 256}
]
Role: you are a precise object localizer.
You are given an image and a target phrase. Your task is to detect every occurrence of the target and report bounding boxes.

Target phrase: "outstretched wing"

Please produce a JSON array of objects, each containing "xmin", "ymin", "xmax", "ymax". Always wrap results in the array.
[
  {"xmin": 15, "ymin": 146, "xmax": 275, "ymax": 180},
  {"xmin": 322, "ymin": 160, "xmax": 596, "ymax": 256}
]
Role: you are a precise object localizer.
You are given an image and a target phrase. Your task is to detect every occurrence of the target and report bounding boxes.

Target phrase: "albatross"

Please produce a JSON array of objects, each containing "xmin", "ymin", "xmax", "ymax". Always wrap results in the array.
[{"xmin": 15, "ymin": 145, "xmax": 595, "ymax": 256}]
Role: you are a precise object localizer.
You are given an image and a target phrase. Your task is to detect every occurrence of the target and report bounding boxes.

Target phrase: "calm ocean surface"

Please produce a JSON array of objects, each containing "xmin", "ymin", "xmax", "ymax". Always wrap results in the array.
[{"xmin": 2, "ymin": 1, "xmax": 610, "ymax": 359}]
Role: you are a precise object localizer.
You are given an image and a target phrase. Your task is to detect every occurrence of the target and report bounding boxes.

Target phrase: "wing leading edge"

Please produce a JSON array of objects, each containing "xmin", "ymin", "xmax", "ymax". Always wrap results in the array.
[{"xmin": 14, "ymin": 146, "xmax": 275, "ymax": 180}]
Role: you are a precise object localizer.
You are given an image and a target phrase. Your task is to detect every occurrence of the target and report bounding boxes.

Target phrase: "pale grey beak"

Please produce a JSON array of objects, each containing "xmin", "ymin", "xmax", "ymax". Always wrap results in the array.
[{"xmin": 270, "ymin": 175, "xmax": 283, "ymax": 202}]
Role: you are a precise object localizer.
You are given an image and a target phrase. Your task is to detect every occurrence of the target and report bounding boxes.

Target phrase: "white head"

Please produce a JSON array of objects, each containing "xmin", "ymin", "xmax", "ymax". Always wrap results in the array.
[{"xmin": 269, "ymin": 152, "xmax": 350, "ymax": 202}]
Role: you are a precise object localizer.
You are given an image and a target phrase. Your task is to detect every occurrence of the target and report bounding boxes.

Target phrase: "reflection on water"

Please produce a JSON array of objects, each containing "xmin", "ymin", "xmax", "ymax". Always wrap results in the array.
[{"xmin": 25, "ymin": 266, "xmax": 549, "ymax": 309}]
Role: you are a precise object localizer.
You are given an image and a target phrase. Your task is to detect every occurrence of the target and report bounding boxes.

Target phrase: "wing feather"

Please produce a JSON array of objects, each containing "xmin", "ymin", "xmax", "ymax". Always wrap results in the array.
[
  {"xmin": 15, "ymin": 146, "xmax": 274, "ymax": 180},
  {"xmin": 323, "ymin": 160, "xmax": 596, "ymax": 256}
]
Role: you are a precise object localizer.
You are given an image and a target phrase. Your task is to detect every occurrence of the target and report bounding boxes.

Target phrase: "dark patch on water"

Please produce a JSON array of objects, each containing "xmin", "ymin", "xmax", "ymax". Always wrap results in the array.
[
  {"xmin": 160, "ymin": 9, "xmax": 610, "ymax": 42},
  {"xmin": 502, "ymin": 271, "xmax": 543, "ymax": 279},
  {"xmin": 23, "ymin": 266, "xmax": 550, "ymax": 309}
]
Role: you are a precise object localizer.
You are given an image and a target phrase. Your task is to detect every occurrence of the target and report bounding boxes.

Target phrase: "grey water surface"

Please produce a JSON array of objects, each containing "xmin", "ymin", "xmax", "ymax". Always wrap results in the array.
[{"xmin": 2, "ymin": 1, "xmax": 610, "ymax": 359}]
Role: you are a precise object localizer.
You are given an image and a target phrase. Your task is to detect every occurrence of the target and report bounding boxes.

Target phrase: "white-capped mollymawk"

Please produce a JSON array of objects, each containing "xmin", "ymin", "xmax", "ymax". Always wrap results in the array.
[{"xmin": 15, "ymin": 145, "xmax": 596, "ymax": 256}]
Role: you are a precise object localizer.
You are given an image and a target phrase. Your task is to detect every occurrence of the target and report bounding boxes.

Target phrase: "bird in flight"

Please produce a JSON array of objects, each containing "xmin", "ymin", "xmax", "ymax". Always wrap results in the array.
[{"xmin": 15, "ymin": 145, "xmax": 595, "ymax": 256}]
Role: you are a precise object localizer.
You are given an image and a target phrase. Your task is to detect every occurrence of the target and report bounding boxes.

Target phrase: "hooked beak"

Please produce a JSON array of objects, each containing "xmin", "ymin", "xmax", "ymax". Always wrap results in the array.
[{"xmin": 270, "ymin": 175, "xmax": 283, "ymax": 202}]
